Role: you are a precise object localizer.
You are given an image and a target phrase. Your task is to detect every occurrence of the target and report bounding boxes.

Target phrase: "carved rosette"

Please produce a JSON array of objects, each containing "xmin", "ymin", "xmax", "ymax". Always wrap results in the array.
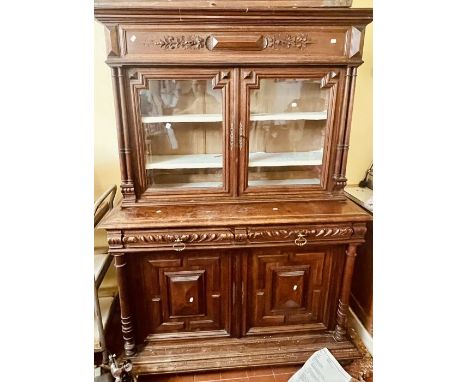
[
  {"xmin": 144, "ymin": 35, "xmax": 206, "ymax": 50},
  {"xmin": 264, "ymin": 34, "xmax": 315, "ymax": 50}
]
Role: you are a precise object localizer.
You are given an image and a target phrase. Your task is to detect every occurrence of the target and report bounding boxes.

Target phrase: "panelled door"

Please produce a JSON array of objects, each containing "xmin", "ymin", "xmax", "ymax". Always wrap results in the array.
[
  {"xmin": 127, "ymin": 68, "xmax": 236, "ymax": 201},
  {"xmin": 130, "ymin": 251, "xmax": 231, "ymax": 343},
  {"xmin": 243, "ymin": 246, "xmax": 343, "ymax": 336},
  {"xmin": 238, "ymin": 67, "xmax": 345, "ymax": 198}
]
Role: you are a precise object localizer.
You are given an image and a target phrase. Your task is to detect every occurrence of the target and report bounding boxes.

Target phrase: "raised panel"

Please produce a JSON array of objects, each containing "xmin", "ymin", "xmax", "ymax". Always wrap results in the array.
[
  {"xmin": 165, "ymin": 270, "xmax": 206, "ymax": 317},
  {"xmin": 246, "ymin": 248, "xmax": 334, "ymax": 335},
  {"xmin": 132, "ymin": 251, "xmax": 230, "ymax": 341},
  {"xmin": 272, "ymin": 268, "xmax": 307, "ymax": 310}
]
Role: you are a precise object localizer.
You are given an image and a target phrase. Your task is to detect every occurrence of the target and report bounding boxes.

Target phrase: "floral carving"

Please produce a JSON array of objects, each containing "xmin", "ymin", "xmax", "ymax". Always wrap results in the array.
[
  {"xmin": 144, "ymin": 35, "xmax": 206, "ymax": 50},
  {"xmin": 264, "ymin": 34, "xmax": 315, "ymax": 50}
]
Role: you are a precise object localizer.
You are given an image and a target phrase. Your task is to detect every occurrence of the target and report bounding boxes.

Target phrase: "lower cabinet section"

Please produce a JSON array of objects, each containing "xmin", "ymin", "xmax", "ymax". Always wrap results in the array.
[
  {"xmin": 129, "ymin": 251, "xmax": 232, "ymax": 343},
  {"xmin": 244, "ymin": 247, "xmax": 344, "ymax": 335},
  {"xmin": 128, "ymin": 245, "xmax": 345, "ymax": 344}
]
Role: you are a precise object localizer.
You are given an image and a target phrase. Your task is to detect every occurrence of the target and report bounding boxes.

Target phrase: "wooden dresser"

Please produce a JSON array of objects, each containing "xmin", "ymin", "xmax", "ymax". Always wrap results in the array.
[{"xmin": 95, "ymin": 0, "xmax": 373, "ymax": 377}]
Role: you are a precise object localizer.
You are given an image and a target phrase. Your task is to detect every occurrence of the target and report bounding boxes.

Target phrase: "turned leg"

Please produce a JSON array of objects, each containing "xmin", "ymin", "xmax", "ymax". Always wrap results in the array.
[
  {"xmin": 333, "ymin": 244, "xmax": 358, "ymax": 341},
  {"xmin": 114, "ymin": 252, "xmax": 136, "ymax": 356}
]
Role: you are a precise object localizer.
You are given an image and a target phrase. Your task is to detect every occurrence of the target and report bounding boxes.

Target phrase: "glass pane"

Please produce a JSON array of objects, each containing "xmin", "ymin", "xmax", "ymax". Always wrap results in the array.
[
  {"xmin": 140, "ymin": 79, "xmax": 223, "ymax": 190},
  {"xmin": 248, "ymin": 78, "xmax": 329, "ymax": 187}
]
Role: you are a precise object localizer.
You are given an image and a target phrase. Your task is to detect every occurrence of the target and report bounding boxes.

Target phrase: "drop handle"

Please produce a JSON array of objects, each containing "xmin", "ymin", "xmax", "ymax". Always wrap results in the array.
[
  {"xmin": 294, "ymin": 233, "xmax": 307, "ymax": 247},
  {"xmin": 172, "ymin": 237, "xmax": 186, "ymax": 252}
]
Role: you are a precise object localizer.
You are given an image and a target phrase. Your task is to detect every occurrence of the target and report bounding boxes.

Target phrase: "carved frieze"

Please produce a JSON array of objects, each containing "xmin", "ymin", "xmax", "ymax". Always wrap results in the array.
[{"xmin": 141, "ymin": 34, "xmax": 316, "ymax": 52}]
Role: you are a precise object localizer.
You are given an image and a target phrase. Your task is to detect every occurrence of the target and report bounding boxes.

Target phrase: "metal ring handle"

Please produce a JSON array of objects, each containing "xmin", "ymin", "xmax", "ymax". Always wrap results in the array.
[
  {"xmin": 294, "ymin": 233, "xmax": 307, "ymax": 247},
  {"xmin": 173, "ymin": 238, "xmax": 186, "ymax": 252}
]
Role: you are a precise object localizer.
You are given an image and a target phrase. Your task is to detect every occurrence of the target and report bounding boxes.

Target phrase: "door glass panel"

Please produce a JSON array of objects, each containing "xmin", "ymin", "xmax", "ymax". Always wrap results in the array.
[
  {"xmin": 248, "ymin": 78, "xmax": 329, "ymax": 187},
  {"xmin": 140, "ymin": 79, "xmax": 223, "ymax": 190}
]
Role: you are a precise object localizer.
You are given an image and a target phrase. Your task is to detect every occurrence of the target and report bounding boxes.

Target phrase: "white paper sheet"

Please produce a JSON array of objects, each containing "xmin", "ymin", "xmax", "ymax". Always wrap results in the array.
[{"xmin": 289, "ymin": 348, "xmax": 352, "ymax": 382}]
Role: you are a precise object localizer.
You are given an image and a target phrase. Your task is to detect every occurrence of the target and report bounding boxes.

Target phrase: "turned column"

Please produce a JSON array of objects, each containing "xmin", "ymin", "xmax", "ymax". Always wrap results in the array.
[
  {"xmin": 333, "ymin": 243, "xmax": 358, "ymax": 341},
  {"xmin": 114, "ymin": 252, "xmax": 136, "ymax": 356}
]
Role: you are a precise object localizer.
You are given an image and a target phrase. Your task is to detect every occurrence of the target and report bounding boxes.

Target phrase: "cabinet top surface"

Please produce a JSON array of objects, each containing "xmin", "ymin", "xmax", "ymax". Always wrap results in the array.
[
  {"xmin": 99, "ymin": 200, "xmax": 371, "ymax": 230},
  {"xmin": 95, "ymin": 1, "xmax": 372, "ymax": 22},
  {"xmin": 95, "ymin": 0, "xmax": 355, "ymax": 10}
]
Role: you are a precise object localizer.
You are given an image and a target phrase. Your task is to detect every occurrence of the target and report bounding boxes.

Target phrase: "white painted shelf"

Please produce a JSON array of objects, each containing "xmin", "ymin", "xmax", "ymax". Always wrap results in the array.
[
  {"xmin": 146, "ymin": 151, "xmax": 322, "ymax": 170},
  {"xmin": 152, "ymin": 181, "xmax": 223, "ymax": 189},
  {"xmin": 249, "ymin": 178, "xmax": 320, "ymax": 186},
  {"xmin": 249, "ymin": 150, "xmax": 323, "ymax": 167},
  {"xmin": 146, "ymin": 153, "xmax": 223, "ymax": 170},
  {"xmin": 250, "ymin": 111, "xmax": 327, "ymax": 121},
  {"xmin": 141, "ymin": 111, "xmax": 327, "ymax": 124},
  {"xmin": 142, "ymin": 114, "xmax": 222, "ymax": 123}
]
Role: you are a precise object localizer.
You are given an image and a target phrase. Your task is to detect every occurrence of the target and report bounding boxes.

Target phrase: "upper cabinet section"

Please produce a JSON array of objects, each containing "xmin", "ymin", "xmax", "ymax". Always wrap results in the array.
[
  {"xmin": 96, "ymin": 8, "xmax": 372, "ymax": 66},
  {"xmin": 95, "ymin": 6, "xmax": 372, "ymax": 206}
]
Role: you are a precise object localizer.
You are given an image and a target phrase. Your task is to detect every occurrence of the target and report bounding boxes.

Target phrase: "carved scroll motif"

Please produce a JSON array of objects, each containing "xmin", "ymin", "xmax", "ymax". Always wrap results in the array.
[
  {"xmin": 248, "ymin": 227, "xmax": 354, "ymax": 241},
  {"xmin": 123, "ymin": 232, "xmax": 235, "ymax": 244},
  {"xmin": 143, "ymin": 35, "xmax": 206, "ymax": 50},
  {"xmin": 264, "ymin": 34, "xmax": 316, "ymax": 50}
]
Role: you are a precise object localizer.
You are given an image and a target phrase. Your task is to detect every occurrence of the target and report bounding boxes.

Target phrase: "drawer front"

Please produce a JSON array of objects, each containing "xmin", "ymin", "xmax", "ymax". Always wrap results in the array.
[
  {"xmin": 131, "ymin": 251, "xmax": 231, "ymax": 341},
  {"xmin": 118, "ymin": 26, "xmax": 361, "ymax": 63},
  {"xmin": 246, "ymin": 224, "xmax": 355, "ymax": 246},
  {"xmin": 122, "ymin": 228, "xmax": 235, "ymax": 251},
  {"xmin": 244, "ymin": 246, "xmax": 342, "ymax": 335}
]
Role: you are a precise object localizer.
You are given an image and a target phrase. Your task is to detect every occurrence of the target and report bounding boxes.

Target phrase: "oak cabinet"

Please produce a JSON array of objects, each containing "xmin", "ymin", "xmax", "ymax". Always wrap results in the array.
[{"xmin": 95, "ymin": 1, "xmax": 372, "ymax": 376}]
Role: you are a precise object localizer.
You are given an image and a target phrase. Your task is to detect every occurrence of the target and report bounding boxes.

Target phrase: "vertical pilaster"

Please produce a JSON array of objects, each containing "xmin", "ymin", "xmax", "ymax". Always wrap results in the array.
[
  {"xmin": 333, "ymin": 243, "xmax": 358, "ymax": 341},
  {"xmin": 114, "ymin": 252, "xmax": 136, "ymax": 356},
  {"xmin": 333, "ymin": 67, "xmax": 358, "ymax": 191},
  {"xmin": 117, "ymin": 67, "xmax": 136, "ymax": 202}
]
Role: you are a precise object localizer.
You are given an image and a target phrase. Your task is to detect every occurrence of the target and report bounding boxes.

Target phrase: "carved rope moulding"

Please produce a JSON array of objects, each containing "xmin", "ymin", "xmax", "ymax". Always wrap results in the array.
[
  {"xmin": 123, "ymin": 232, "xmax": 235, "ymax": 244},
  {"xmin": 248, "ymin": 227, "xmax": 354, "ymax": 240}
]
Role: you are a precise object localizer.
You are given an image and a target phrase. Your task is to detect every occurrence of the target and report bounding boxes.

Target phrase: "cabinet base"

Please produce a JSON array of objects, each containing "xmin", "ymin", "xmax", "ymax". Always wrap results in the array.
[{"xmin": 130, "ymin": 332, "xmax": 361, "ymax": 376}]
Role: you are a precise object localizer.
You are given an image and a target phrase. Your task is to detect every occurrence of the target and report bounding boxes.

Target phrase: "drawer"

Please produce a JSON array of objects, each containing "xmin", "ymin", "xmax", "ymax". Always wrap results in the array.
[
  {"xmin": 122, "ymin": 228, "xmax": 235, "ymax": 251},
  {"xmin": 117, "ymin": 25, "xmax": 362, "ymax": 64},
  {"xmin": 246, "ymin": 224, "xmax": 355, "ymax": 246}
]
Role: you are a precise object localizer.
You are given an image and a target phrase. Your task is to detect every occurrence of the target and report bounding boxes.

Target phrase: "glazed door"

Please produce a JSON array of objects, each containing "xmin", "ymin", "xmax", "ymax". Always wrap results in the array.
[
  {"xmin": 129, "ymin": 68, "xmax": 234, "ymax": 201},
  {"xmin": 130, "ymin": 251, "xmax": 232, "ymax": 343},
  {"xmin": 238, "ymin": 68, "xmax": 343, "ymax": 197},
  {"xmin": 243, "ymin": 247, "xmax": 343, "ymax": 336}
]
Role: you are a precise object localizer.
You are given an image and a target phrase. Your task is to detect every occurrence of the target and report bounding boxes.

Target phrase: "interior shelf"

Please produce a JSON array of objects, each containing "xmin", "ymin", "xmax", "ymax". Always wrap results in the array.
[
  {"xmin": 249, "ymin": 150, "xmax": 323, "ymax": 167},
  {"xmin": 141, "ymin": 111, "xmax": 327, "ymax": 124},
  {"xmin": 249, "ymin": 178, "xmax": 320, "ymax": 186},
  {"xmin": 151, "ymin": 181, "xmax": 223, "ymax": 189},
  {"xmin": 146, "ymin": 151, "xmax": 322, "ymax": 170},
  {"xmin": 146, "ymin": 154, "xmax": 223, "ymax": 169},
  {"xmin": 250, "ymin": 111, "xmax": 327, "ymax": 121},
  {"xmin": 142, "ymin": 114, "xmax": 222, "ymax": 124}
]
